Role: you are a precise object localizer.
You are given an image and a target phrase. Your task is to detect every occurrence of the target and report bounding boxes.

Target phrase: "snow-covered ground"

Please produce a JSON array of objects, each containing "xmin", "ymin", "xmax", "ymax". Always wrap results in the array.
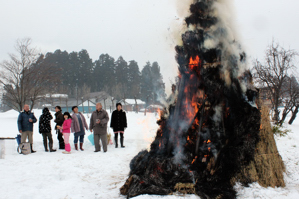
[{"xmin": 0, "ymin": 109, "xmax": 298, "ymax": 199}]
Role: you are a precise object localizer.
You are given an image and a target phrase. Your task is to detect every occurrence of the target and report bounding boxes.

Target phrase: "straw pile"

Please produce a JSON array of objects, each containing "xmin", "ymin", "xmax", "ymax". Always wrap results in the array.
[{"xmin": 233, "ymin": 105, "xmax": 285, "ymax": 187}]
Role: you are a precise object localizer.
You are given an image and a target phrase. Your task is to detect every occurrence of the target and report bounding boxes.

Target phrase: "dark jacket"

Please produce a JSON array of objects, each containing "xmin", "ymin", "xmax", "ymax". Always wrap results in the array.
[
  {"xmin": 54, "ymin": 111, "xmax": 64, "ymax": 130},
  {"xmin": 110, "ymin": 109, "xmax": 127, "ymax": 132},
  {"xmin": 39, "ymin": 108, "xmax": 53, "ymax": 133},
  {"xmin": 90, "ymin": 109, "xmax": 109, "ymax": 135},
  {"xmin": 17, "ymin": 110, "xmax": 37, "ymax": 132}
]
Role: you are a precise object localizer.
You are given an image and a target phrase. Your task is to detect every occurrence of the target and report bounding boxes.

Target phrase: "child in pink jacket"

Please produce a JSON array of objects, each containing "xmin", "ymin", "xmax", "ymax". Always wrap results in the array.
[{"xmin": 58, "ymin": 112, "xmax": 72, "ymax": 154}]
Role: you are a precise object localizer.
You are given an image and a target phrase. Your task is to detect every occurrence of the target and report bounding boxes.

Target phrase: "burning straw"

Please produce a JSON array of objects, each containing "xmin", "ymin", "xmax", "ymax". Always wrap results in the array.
[{"xmin": 120, "ymin": 0, "xmax": 283, "ymax": 198}]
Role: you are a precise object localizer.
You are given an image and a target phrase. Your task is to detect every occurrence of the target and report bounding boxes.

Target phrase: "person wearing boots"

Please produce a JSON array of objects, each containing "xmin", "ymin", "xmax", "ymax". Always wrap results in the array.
[
  {"xmin": 38, "ymin": 107, "xmax": 56, "ymax": 152},
  {"xmin": 54, "ymin": 106, "xmax": 65, "ymax": 149},
  {"xmin": 110, "ymin": 103, "xmax": 127, "ymax": 148},
  {"xmin": 71, "ymin": 106, "xmax": 88, "ymax": 151},
  {"xmin": 17, "ymin": 104, "xmax": 37, "ymax": 153},
  {"xmin": 90, "ymin": 103, "xmax": 110, "ymax": 152},
  {"xmin": 57, "ymin": 112, "xmax": 72, "ymax": 154}
]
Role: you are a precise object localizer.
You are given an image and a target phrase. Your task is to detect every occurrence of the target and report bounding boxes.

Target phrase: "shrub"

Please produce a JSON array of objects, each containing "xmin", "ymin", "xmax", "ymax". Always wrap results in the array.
[{"xmin": 272, "ymin": 124, "xmax": 291, "ymax": 136}]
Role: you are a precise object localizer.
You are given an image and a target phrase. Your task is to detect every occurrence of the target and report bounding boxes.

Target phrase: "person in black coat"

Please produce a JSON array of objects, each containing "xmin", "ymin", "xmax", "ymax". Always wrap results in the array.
[
  {"xmin": 54, "ymin": 106, "xmax": 65, "ymax": 149},
  {"xmin": 110, "ymin": 103, "xmax": 127, "ymax": 148},
  {"xmin": 39, "ymin": 107, "xmax": 56, "ymax": 152}
]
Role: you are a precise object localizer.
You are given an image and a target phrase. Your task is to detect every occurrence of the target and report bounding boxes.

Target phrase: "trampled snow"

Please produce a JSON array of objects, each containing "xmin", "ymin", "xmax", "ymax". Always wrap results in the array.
[{"xmin": 0, "ymin": 109, "xmax": 298, "ymax": 199}]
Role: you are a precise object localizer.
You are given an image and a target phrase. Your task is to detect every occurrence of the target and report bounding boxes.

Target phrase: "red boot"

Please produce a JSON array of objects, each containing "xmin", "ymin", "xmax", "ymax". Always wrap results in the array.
[{"xmin": 74, "ymin": 143, "xmax": 78, "ymax": 151}]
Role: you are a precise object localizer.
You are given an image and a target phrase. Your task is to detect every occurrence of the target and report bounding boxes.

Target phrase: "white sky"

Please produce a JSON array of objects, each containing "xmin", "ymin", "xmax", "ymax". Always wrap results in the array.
[{"xmin": 1, "ymin": 0, "xmax": 299, "ymax": 93}]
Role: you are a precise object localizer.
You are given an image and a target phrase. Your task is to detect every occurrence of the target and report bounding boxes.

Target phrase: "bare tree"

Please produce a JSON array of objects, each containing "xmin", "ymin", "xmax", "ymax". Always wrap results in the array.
[
  {"xmin": 253, "ymin": 41, "xmax": 298, "ymax": 123},
  {"xmin": 278, "ymin": 76, "xmax": 299, "ymax": 125},
  {"xmin": 0, "ymin": 38, "xmax": 60, "ymax": 111},
  {"xmin": 287, "ymin": 76, "xmax": 299, "ymax": 124}
]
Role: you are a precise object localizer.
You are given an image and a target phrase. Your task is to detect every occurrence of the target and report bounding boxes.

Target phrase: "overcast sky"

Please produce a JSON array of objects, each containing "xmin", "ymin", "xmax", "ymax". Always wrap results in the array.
[{"xmin": 1, "ymin": 0, "xmax": 299, "ymax": 93}]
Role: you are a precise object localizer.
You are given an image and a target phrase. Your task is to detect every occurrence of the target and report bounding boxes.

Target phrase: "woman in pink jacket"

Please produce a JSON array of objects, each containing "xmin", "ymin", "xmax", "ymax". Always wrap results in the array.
[{"xmin": 58, "ymin": 112, "xmax": 72, "ymax": 154}]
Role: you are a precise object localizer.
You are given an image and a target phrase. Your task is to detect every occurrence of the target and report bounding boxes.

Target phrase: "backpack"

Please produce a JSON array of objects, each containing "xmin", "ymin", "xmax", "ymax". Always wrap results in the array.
[{"xmin": 17, "ymin": 143, "xmax": 31, "ymax": 155}]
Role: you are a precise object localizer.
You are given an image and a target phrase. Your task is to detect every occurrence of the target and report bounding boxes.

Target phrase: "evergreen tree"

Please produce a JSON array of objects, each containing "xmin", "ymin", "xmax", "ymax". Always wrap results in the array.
[
  {"xmin": 140, "ymin": 62, "xmax": 153, "ymax": 103},
  {"xmin": 127, "ymin": 60, "xmax": 141, "ymax": 98},
  {"xmin": 68, "ymin": 51, "xmax": 80, "ymax": 95},
  {"xmin": 78, "ymin": 49, "xmax": 93, "ymax": 89},
  {"xmin": 42, "ymin": 50, "xmax": 69, "ymax": 93},
  {"xmin": 94, "ymin": 54, "xmax": 115, "ymax": 94},
  {"xmin": 114, "ymin": 56, "xmax": 129, "ymax": 98}
]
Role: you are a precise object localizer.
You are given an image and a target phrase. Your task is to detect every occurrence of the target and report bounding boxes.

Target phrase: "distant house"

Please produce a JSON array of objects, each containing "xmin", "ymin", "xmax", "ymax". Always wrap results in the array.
[
  {"xmin": 118, "ymin": 99, "xmax": 146, "ymax": 112},
  {"xmin": 59, "ymin": 99, "xmax": 79, "ymax": 113},
  {"xmin": 76, "ymin": 100, "xmax": 96, "ymax": 114},
  {"xmin": 81, "ymin": 92, "xmax": 114, "ymax": 113},
  {"xmin": 36, "ymin": 93, "xmax": 69, "ymax": 110},
  {"xmin": 36, "ymin": 92, "xmax": 116, "ymax": 114}
]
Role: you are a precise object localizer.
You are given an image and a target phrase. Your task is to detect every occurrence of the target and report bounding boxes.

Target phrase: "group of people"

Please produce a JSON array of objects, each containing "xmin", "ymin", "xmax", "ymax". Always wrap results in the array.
[{"xmin": 17, "ymin": 102, "xmax": 127, "ymax": 154}]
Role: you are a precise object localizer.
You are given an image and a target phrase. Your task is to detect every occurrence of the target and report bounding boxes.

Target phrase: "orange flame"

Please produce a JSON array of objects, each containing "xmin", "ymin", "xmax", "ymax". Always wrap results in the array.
[
  {"xmin": 189, "ymin": 56, "xmax": 200, "ymax": 69},
  {"xmin": 191, "ymin": 156, "xmax": 198, "ymax": 164},
  {"xmin": 157, "ymin": 108, "xmax": 161, "ymax": 120},
  {"xmin": 181, "ymin": 56, "xmax": 202, "ymax": 124}
]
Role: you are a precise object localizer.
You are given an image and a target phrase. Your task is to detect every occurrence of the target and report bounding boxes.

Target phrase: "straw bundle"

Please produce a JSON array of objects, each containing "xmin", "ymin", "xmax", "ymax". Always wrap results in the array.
[{"xmin": 233, "ymin": 106, "xmax": 285, "ymax": 187}]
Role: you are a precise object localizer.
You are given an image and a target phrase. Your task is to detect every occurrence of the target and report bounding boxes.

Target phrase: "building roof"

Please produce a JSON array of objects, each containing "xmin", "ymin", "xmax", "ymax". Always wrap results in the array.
[
  {"xmin": 42, "ymin": 94, "xmax": 68, "ymax": 98},
  {"xmin": 83, "ymin": 91, "xmax": 111, "ymax": 101},
  {"xmin": 118, "ymin": 99, "xmax": 146, "ymax": 105},
  {"xmin": 78, "ymin": 100, "xmax": 97, "ymax": 107}
]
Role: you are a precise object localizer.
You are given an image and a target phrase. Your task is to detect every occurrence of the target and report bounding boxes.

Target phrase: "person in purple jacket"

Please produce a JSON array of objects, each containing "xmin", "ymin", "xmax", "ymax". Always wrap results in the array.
[{"xmin": 71, "ymin": 106, "xmax": 88, "ymax": 151}]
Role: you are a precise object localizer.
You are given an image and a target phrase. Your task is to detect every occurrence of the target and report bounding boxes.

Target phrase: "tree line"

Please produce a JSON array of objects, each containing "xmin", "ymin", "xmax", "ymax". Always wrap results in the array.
[
  {"xmin": 41, "ymin": 49, "xmax": 166, "ymax": 101},
  {"xmin": 0, "ymin": 38, "xmax": 166, "ymax": 111}
]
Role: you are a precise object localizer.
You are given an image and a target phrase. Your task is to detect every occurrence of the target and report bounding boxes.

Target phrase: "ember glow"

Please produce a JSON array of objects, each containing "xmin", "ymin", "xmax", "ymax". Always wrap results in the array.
[{"xmin": 121, "ymin": 1, "xmax": 261, "ymax": 198}]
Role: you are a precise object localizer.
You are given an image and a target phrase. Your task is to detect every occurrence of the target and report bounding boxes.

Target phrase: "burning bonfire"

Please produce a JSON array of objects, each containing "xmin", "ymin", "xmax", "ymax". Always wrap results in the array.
[{"xmin": 121, "ymin": 0, "xmax": 284, "ymax": 198}]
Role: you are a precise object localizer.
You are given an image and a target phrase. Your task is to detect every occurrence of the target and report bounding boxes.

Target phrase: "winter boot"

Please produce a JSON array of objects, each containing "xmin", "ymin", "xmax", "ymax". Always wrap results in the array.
[
  {"xmin": 120, "ymin": 137, "xmax": 125, "ymax": 148},
  {"xmin": 44, "ymin": 142, "xmax": 49, "ymax": 152},
  {"xmin": 30, "ymin": 144, "xmax": 36, "ymax": 153},
  {"xmin": 49, "ymin": 143, "xmax": 56, "ymax": 152},
  {"xmin": 74, "ymin": 143, "xmax": 78, "ymax": 151},
  {"xmin": 59, "ymin": 142, "xmax": 65, "ymax": 149},
  {"xmin": 65, "ymin": 143, "xmax": 71, "ymax": 152},
  {"xmin": 80, "ymin": 143, "xmax": 84, "ymax": 151},
  {"xmin": 115, "ymin": 136, "xmax": 118, "ymax": 148}
]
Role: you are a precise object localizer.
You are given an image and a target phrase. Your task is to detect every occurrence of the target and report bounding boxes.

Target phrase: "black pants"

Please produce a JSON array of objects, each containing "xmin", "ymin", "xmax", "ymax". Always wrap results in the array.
[
  {"xmin": 57, "ymin": 130, "xmax": 65, "ymax": 149},
  {"xmin": 114, "ymin": 132, "xmax": 124, "ymax": 146},
  {"xmin": 42, "ymin": 132, "xmax": 53, "ymax": 150}
]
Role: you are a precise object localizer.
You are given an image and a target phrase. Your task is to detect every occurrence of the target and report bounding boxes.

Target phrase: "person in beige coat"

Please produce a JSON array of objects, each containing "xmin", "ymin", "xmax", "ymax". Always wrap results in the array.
[{"xmin": 90, "ymin": 103, "xmax": 109, "ymax": 152}]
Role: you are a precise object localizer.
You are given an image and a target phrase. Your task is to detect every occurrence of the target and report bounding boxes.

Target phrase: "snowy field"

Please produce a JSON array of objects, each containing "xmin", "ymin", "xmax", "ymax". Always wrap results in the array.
[{"xmin": 0, "ymin": 109, "xmax": 298, "ymax": 199}]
